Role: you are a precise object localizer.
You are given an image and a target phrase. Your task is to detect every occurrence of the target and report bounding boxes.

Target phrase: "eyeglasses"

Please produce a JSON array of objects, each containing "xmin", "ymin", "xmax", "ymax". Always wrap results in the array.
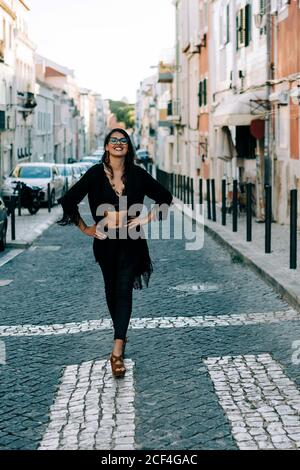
[{"xmin": 109, "ymin": 137, "xmax": 128, "ymax": 145}]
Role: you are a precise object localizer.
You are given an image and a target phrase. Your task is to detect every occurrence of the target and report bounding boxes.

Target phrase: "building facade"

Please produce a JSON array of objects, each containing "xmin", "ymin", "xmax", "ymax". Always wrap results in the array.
[{"xmin": 270, "ymin": 1, "xmax": 300, "ymax": 224}]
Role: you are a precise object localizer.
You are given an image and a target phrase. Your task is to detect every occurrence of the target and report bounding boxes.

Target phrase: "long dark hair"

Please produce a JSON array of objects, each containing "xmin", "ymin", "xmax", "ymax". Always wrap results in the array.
[{"xmin": 101, "ymin": 128, "xmax": 135, "ymax": 185}]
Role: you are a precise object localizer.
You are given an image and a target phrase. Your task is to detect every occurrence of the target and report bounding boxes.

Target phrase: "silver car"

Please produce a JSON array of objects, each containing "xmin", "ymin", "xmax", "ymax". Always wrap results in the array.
[
  {"xmin": 1, "ymin": 163, "xmax": 65, "ymax": 208},
  {"xmin": 56, "ymin": 164, "xmax": 74, "ymax": 192}
]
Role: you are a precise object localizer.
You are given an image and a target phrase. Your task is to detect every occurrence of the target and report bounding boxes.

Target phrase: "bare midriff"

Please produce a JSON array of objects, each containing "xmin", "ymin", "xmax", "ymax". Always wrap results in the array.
[{"xmin": 102, "ymin": 210, "xmax": 138, "ymax": 229}]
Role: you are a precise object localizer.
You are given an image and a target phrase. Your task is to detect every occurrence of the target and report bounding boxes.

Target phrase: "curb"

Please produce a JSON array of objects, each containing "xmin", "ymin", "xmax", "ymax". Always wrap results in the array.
[
  {"xmin": 6, "ymin": 241, "xmax": 31, "ymax": 249},
  {"xmin": 173, "ymin": 197, "xmax": 300, "ymax": 313},
  {"xmin": 3, "ymin": 209, "xmax": 62, "ymax": 263}
]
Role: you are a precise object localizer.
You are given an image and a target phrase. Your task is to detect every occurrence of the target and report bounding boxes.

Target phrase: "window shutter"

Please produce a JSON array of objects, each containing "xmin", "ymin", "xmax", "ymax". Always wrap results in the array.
[
  {"xmin": 245, "ymin": 3, "xmax": 252, "ymax": 47},
  {"xmin": 0, "ymin": 111, "xmax": 5, "ymax": 130},
  {"xmin": 198, "ymin": 81, "xmax": 202, "ymax": 107},
  {"xmin": 226, "ymin": 4, "xmax": 230, "ymax": 43},
  {"xmin": 240, "ymin": 9, "xmax": 245, "ymax": 46},
  {"xmin": 203, "ymin": 79, "xmax": 207, "ymax": 106},
  {"xmin": 236, "ymin": 14, "xmax": 239, "ymax": 50}
]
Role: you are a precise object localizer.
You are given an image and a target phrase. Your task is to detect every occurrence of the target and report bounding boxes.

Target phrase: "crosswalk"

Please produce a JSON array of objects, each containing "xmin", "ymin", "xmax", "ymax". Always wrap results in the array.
[{"xmin": 38, "ymin": 353, "xmax": 300, "ymax": 450}]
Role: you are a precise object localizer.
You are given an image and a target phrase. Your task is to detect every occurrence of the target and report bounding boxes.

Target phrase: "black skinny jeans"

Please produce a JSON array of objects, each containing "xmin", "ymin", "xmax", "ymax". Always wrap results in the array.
[{"xmin": 99, "ymin": 241, "xmax": 138, "ymax": 341}]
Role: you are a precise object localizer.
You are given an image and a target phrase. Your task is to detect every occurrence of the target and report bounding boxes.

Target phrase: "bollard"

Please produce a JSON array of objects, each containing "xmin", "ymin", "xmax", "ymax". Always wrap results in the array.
[
  {"xmin": 47, "ymin": 183, "xmax": 51, "ymax": 213},
  {"xmin": 222, "ymin": 179, "xmax": 226, "ymax": 226},
  {"xmin": 199, "ymin": 179, "xmax": 203, "ymax": 205},
  {"xmin": 265, "ymin": 185, "xmax": 272, "ymax": 254},
  {"xmin": 206, "ymin": 179, "xmax": 211, "ymax": 220},
  {"xmin": 191, "ymin": 178, "xmax": 194, "ymax": 210},
  {"xmin": 290, "ymin": 189, "xmax": 297, "ymax": 269},
  {"xmin": 179, "ymin": 175, "xmax": 181, "ymax": 201},
  {"xmin": 232, "ymin": 179, "xmax": 238, "ymax": 232},
  {"xmin": 246, "ymin": 183, "xmax": 252, "ymax": 242},
  {"xmin": 10, "ymin": 195, "xmax": 17, "ymax": 241},
  {"xmin": 211, "ymin": 179, "xmax": 216, "ymax": 222},
  {"xmin": 17, "ymin": 183, "xmax": 22, "ymax": 216}
]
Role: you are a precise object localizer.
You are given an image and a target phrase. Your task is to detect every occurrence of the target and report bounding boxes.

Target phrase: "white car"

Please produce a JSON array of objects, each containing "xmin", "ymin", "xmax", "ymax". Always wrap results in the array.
[
  {"xmin": 80, "ymin": 156, "xmax": 101, "ymax": 165},
  {"xmin": 1, "ymin": 163, "xmax": 65, "ymax": 207},
  {"xmin": 92, "ymin": 147, "xmax": 104, "ymax": 158},
  {"xmin": 56, "ymin": 164, "xmax": 74, "ymax": 192}
]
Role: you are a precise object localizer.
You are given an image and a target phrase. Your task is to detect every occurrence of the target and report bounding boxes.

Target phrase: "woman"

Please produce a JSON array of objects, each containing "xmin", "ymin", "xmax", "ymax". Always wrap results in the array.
[{"xmin": 57, "ymin": 128, "xmax": 173, "ymax": 378}]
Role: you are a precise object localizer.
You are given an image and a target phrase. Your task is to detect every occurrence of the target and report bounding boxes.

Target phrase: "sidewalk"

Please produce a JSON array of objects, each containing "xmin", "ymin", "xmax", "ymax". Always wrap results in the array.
[
  {"xmin": 174, "ymin": 198, "xmax": 300, "ymax": 312},
  {"xmin": 6, "ymin": 204, "xmax": 62, "ymax": 248}
]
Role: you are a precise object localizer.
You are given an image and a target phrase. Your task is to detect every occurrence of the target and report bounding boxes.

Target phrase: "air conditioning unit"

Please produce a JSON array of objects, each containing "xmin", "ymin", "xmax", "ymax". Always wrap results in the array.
[{"xmin": 254, "ymin": 13, "xmax": 267, "ymax": 28}]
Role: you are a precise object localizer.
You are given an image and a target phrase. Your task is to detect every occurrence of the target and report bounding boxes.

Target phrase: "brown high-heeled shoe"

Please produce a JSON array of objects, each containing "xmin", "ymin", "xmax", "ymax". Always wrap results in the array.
[{"xmin": 110, "ymin": 353, "xmax": 126, "ymax": 378}]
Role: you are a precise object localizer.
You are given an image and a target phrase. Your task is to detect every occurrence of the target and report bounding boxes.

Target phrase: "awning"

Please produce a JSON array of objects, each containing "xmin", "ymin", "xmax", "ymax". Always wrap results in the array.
[
  {"xmin": 215, "ymin": 126, "xmax": 237, "ymax": 161},
  {"xmin": 213, "ymin": 90, "xmax": 268, "ymax": 126}
]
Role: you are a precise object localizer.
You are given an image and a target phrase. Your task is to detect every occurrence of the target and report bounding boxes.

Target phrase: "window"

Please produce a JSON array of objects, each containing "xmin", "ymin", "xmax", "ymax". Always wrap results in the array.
[
  {"xmin": 236, "ymin": 3, "xmax": 252, "ymax": 49},
  {"xmin": 0, "ymin": 111, "xmax": 5, "ymax": 130},
  {"xmin": 220, "ymin": 2, "xmax": 230, "ymax": 46}
]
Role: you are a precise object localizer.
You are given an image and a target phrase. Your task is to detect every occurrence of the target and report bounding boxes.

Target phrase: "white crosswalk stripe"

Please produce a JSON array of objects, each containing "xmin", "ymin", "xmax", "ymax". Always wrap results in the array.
[
  {"xmin": 0, "ymin": 309, "xmax": 299, "ymax": 337},
  {"xmin": 204, "ymin": 354, "xmax": 300, "ymax": 449},
  {"xmin": 39, "ymin": 359, "xmax": 135, "ymax": 450}
]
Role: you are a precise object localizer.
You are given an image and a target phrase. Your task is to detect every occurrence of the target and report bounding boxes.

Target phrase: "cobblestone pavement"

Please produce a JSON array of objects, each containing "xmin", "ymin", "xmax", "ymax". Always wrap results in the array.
[{"xmin": 0, "ymin": 199, "xmax": 300, "ymax": 450}]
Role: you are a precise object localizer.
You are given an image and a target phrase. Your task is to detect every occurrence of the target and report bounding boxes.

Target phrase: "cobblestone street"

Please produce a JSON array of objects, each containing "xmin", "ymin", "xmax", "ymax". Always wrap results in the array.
[{"xmin": 1, "ymin": 201, "xmax": 300, "ymax": 450}]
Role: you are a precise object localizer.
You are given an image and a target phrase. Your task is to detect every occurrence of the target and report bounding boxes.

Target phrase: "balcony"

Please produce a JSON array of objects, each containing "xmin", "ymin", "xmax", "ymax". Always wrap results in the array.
[
  {"xmin": 158, "ymin": 109, "xmax": 173, "ymax": 128},
  {"xmin": 157, "ymin": 61, "xmax": 174, "ymax": 83},
  {"xmin": 166, "ymin": 100, "xmax": 181, "ymax": 124}
]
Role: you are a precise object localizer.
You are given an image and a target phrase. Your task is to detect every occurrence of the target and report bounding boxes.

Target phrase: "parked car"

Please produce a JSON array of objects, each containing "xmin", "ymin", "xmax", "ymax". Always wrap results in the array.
[
  {"xmin": 77, "ymin": 162, "xmax": 93, "ymax": 174},
  {"xmin": 1, "ymin": 163, "xmax": 65, "ymax": 208},
  {"xmin": 79, "ymin": 156, "xmax": 101, "ymax": 165},
  {"xmin": 136, "ymin": 149, "xmax": 151, "ymax": 163},
  {"xmin": 56, "ymin": 164, "xmax": 74, "ymax": 192},
  {"xmin": 70, "ymin": 164, "xmax": 83, "ymax": 183},
  {"xmin": 0, "ymin": 196, "xmax": 8, "ymax": 252},
  {"xmin": 92, "ymin": 147, "xmax": 104, "ymax": 158}
]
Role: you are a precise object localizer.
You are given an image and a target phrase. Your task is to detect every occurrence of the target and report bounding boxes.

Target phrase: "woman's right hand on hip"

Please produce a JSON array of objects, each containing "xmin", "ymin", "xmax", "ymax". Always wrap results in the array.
[{"xmin": 84, "ymin": 223, "xmax": 107, "ymax": 240}]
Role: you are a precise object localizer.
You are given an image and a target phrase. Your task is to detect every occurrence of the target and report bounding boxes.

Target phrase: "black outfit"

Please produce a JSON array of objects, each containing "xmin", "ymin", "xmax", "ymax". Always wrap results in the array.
[{"xmin": 57, "ymin": 162, "xmax": 173, "ymax": 340}]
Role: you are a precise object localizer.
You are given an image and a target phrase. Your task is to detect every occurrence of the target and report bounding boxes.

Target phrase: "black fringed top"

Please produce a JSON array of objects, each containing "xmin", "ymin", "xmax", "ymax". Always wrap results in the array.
[{"xmin": 56, "ymin": 163, "xmax": 173, "ymax": 290}]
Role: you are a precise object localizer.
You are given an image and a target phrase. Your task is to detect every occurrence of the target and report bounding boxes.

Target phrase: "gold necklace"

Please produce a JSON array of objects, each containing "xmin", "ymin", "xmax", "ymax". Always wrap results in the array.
[{"xmin": 104, "ymin": 166, "xmax": 125, "ymax": 197}]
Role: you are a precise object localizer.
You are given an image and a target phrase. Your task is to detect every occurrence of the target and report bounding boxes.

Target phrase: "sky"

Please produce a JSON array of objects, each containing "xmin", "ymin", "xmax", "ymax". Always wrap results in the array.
[{"xmin": 27, "ymin": 0, "xmax": 175, "ymax": 103}]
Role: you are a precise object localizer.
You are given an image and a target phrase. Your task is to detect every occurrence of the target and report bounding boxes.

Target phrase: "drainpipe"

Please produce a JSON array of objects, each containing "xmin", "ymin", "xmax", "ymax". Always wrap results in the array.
[
  {"xmin": 264, "ymin": 0, "xmax": 271, "ymax": 188},
  {"xmin": 174, "ymin": 0, "xmax": 180, "ymax": 172},
  {"xmin": 231, "ymin": 0, "xmax": 238, "ymax": 182}
]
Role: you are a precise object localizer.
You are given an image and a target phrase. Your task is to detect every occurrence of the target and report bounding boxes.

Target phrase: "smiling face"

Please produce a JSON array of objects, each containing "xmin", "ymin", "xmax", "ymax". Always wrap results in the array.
[{"xmin": 105, "ymin": 132, "xmax": 129, "ymax": 159}]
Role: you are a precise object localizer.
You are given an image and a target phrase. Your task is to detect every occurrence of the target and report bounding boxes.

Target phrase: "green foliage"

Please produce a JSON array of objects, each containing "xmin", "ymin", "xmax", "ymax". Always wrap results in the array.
[{"xmin": 109, "ymin": 100, "xmax": 135, "ymax": 129}]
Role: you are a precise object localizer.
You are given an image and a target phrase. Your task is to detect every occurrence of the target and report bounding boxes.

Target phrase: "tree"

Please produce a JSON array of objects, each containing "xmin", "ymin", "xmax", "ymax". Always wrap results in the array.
[{"xmin": 109, "ymin": 100, "xmax": 135, "ymax": 129}]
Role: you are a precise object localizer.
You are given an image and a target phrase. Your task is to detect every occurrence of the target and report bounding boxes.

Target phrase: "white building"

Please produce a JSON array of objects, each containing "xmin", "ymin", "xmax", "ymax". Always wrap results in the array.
[
  {"xmin": 15, "ymin": 0, "xmax": 37, "ymax": 165},
  {"xmin": 210, "ymin": 0, "xmax": 268, "ymax": 217},
  {"xmin": 33, "ymin": 80, "xmax": 54, "ymax": 162},
  {"xmin": 135, "ymin": 75, "xmax": 157, "ymax": 159},
  {"xmin": 35, "ymin": 55, "xmax": 80, "ymax": 162},
  {"xmin": 0, "ymin": 0, "xmax": 17, "ymax": 180}
]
